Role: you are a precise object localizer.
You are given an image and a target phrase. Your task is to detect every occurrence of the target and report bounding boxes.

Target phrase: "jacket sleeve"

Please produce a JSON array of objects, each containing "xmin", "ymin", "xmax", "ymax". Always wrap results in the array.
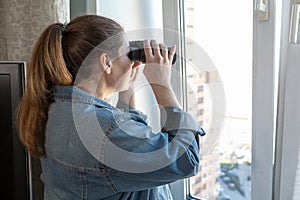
[
  {"xmin": 102, "ymin": 106, "xmax": 206, "ymax": 192},
  {"xmin": 115, "ymin": 100, "xmax": 148, "ymax": 121}
]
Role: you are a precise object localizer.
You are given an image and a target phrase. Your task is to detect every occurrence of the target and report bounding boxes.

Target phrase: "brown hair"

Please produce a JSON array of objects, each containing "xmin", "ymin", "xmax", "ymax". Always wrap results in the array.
[{"xmin": 16, "ymin": 15, "xmax": 124, "ymax": 158}]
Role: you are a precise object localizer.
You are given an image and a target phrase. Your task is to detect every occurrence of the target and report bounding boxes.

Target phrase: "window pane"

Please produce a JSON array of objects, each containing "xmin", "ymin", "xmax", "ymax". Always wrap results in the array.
[{"xmin": 184, "ymin": 0, "xmax": 253, "ymax": 199}]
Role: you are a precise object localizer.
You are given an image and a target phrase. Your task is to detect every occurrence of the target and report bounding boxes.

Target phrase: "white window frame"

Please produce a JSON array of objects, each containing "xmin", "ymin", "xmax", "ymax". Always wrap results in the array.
[
  {"xmin": 274, "ymin": 0, "xmax": 300, "ymax": 199},
  {"xmin": 162, "ymin": 1, "xmax": 187, "ymax": 199},
  {"xmin": 252, "ymin": 0, "xmax": 277, "ymax": 199}
]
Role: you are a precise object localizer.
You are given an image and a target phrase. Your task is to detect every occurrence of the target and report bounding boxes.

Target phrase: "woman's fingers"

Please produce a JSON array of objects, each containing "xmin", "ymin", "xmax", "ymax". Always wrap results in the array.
[
  {"xmin": 150, "ymin": 40, "xmax": 160, "ymax": 57},
  {"xmin": 143, "ymin": 39, "xmax": 175, "ymax": 66},
  {"xmin": 168, "ymin": 45, "xmax": 176, "ymax": 65},
  {"xmin": 143, "ymin": 40, "xmax": 153, "ymax": 60},
  {"xmin": 132, "ymin": 61, "xmax": 142, "ymax": 68},
  {"xmin": 160, "ymin": 44, "xmax": 168, "ymax": 63}
]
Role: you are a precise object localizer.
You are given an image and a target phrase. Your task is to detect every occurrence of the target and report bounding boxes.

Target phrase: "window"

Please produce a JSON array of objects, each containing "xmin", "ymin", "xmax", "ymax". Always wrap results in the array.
[
  {"xmin": 183, "ymin": 0, "xmax": 253, "ymax": 199},
  {"xmin": 197, "ymin": 85, "xmax": 204, "ymax": 93},
  {"xmin": 196, "ymin": 109, "xmax": 204, "ymax": 116},
  {"xmin": 197, "ymin": 97, "xmax": 204, "ymax": 104}
]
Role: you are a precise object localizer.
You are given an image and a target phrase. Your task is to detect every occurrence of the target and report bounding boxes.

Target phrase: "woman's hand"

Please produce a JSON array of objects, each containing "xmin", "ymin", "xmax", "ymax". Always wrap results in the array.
[
  {"xmin": 143, "ymin": 40, "xmax": 176, "ymax": 88},
  {"xmin": 118, "ymin": 61, "xmax": 141, "ymax": 107},
  {"xmin": 143, "ymin": 40, "xmax": 181, "ymax": 108}
]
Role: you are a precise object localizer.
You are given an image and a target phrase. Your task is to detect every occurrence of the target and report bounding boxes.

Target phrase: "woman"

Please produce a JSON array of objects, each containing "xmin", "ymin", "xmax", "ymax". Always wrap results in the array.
[{"xmin": 16, "ymin": 15, "xmax": 205, "ymax": 200}]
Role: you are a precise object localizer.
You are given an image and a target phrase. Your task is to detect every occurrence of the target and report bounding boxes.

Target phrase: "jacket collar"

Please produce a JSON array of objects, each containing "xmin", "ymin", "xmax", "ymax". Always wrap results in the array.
[{"xmin": 53, "ymin": 85, "xmax": 114, "ymax": 109}]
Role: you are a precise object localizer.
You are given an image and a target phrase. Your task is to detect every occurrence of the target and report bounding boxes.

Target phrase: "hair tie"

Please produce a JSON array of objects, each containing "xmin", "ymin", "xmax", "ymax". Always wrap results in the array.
[{"xmin": 61, "ymin": 23, "xmax": 68, "ymax": 33}]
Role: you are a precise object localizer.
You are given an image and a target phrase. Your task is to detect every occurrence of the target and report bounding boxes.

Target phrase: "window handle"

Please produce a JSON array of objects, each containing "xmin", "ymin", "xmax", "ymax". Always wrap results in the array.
[
  {"xmin": 256, "ymin": 0, "xmax": 269, "ymax": 21},
  {"xmin": 289, "ymin": 3, "xmax": 300, "ymax": 44},
  {"xmin": 258, "ymin": 0, "xmax": 267, "ymax": 12}
]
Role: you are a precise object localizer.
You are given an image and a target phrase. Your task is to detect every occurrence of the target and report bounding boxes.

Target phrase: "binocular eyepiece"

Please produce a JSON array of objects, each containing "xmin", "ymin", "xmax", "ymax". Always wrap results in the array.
[{"xmin": 128, "ymin": 41, "xmax": 177, "ymax": 65}]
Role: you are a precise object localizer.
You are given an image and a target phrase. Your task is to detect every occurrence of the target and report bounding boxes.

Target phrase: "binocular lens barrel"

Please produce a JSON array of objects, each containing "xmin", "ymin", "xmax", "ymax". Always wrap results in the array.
[{"xmin": 128, "ymin": 41, "xmax": 177, "ymax": 65}]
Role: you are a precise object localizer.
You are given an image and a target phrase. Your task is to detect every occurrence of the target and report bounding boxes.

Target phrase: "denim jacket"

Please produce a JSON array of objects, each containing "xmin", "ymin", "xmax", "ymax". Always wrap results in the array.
[{"xmin": 41, "ymin": 86, "xmax": 205, "ymax": 200}]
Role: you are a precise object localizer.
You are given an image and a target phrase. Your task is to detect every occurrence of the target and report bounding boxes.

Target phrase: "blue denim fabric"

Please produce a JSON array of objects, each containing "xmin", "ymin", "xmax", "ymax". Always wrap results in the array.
[{"xmin": 41, "ymin": 86, "xmax": 205, "ymax": 200}]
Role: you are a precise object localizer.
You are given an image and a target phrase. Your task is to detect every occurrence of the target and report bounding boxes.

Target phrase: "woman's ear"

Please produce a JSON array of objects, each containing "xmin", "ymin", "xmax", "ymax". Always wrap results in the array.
[{"xmin": 99, "ymin": 53, "xmax": 112, "ymax": 75}]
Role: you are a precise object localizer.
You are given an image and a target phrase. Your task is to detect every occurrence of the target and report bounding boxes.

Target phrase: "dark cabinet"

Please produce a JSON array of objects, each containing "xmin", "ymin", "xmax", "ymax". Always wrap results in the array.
[{"xmin": 0, "ymin": 62, "xmax": 31, "ymax": 200}]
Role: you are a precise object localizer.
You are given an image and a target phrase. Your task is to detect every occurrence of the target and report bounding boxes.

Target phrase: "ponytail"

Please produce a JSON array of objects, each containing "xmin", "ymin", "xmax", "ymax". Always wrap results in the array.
[
  {"xmin": 16, "ymin": 15, "xmax": 124, "ymax": 158},
  {"xmin": 16, "ymin": 23, "xmax": 72, "ymax": 157}
]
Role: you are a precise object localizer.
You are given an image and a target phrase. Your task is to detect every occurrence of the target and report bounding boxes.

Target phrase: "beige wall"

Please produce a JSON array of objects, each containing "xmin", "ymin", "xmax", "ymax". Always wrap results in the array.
[{"xmin": 0, "ymin": 0, "xmax": 69, "ymax": 62}]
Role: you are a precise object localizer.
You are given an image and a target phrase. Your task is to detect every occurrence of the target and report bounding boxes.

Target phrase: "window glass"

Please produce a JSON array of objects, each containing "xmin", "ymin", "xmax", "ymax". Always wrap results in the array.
[{"xmin": 184, "ymin": 0, "xmax": 253, "ymax": 199}]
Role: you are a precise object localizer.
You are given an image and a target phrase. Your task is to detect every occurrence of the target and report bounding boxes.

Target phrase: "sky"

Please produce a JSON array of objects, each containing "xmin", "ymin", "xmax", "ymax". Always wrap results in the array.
[{"xmin": 193, "ymin": 0, "xmax": 253, "ymax": 119}]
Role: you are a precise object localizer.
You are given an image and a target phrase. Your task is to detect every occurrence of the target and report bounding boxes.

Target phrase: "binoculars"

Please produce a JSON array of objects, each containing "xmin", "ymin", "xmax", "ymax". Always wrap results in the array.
[{"xmin": 128, "ymin": 41, "xmax": 177, "ymax": 65}]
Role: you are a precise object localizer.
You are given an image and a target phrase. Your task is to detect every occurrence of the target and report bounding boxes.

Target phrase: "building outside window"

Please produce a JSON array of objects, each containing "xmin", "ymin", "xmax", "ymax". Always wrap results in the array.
[{"xmin": 184, "ymin": 0, "xmax": 252, "ymax": 199}]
